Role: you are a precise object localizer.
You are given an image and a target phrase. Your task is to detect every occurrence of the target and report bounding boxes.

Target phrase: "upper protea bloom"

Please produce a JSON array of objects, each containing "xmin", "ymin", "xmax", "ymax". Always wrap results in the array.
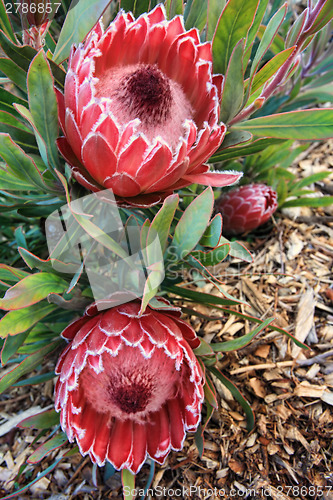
[
  {"xmin": 56, "ymin": 5, "xmax": 241, "ymax": 204},
  {"xmin": 54, "ymin": 301, "xmax": 204, "ymax": 473},
  {"xmin": 216, "ymin": 183, "xmax": 278, "ymax": 235}
]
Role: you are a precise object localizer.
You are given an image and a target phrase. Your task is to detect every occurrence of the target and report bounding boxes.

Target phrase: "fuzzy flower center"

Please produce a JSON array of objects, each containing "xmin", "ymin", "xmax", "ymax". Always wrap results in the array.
[
  {"xmin": 79, "ymin": 343, "xmax": 181, "ymax": 423},
  {"xmin": 120, "ymin": 65, "xmax": 172, "ymax": 125},
  {"xmin": 94, "ymin": 63, "xmax": 193, "ymax": 146}
]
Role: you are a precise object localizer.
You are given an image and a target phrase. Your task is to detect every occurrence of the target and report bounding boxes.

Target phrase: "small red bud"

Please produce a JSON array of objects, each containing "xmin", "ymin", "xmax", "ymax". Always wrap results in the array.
[{"xmin": 216, "ymin": 183, "xmax": 278, "ymax": 235}]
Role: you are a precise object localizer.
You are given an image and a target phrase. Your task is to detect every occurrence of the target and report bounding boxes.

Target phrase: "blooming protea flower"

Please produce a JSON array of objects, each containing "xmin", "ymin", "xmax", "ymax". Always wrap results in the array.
[
  {"xmin": 56, "ymin": 5, "xmax": 241, "ymax": 204},
  {"xmin": 54, "ymin": 301, "xmax": 204, "ymax": 472},
  {"xmin": 216, "ymin": 184, "xmax": 278, "ymax": 235}
]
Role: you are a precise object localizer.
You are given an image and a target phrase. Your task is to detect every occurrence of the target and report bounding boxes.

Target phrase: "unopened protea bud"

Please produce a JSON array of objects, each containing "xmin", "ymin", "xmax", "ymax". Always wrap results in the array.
[
  {"xmin": 216, "ymin": 184, "xmax": 278, "ymax": 235},
  {"xmin": 19, "ymin": 0, "xmax": 59, "ymax": 49}
]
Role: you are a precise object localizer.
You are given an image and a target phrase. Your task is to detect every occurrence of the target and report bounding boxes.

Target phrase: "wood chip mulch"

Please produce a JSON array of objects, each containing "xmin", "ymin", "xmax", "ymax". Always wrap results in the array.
[{"xmin": 0, "ymin": 140, "xmax": 332, "ymax": 500}]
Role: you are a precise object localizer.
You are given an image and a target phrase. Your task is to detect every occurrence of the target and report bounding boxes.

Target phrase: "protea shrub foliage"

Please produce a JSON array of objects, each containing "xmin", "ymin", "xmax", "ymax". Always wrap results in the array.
[{"xmin": 0, "ymin": 0, "xmax": 332, "ymax": 497}]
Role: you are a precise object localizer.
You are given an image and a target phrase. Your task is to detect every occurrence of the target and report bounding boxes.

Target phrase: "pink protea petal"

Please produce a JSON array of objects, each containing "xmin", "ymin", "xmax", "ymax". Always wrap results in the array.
[
  {"xmin": 81, "ymin": 133, "xmax": 117, "ymax": 184},
  {"xmin": 91, "ymin": 414, "xmax": 110, "ymax": 465},
  {"xmin": 79, "ymin": 102, "xmax": 104, "ymax": 138},
  {"xmin": 106, "ymin": 173, "xmax": 141, "ymax": 197},
  {"xmin": 167, "ymin": 398, "xmax": 186, "ymax": 449},
  {"xmin": 184, "ymin": 170, "xmax": 243, "ymax": 188},
  {"xmin": 94, "ymin": 114, "xmax": 119, "ymax": 151},
  {"xmin": 65, "ymin": 110, "xmax": 83, "ymax": 161},
  {"xmin": 117, "ymin": 135, "xmax": 149, "ymax": 177},
  {"xmin": 107, "ymin": 419, "xmax": 133, "ymax": 469},
  {"xmin": 64, "ymin": 71, "xmax": 79, "ymax": 120},
  {"xmin": 147, "ymin": 4, "xmax": 166, "ymax": 24},
  {"xmin": 131, "ymin": 422, "xmax": 147, "ymax": 473},
  {"xmin": 55, "ymin": 302, "xmax": 204, "ymax": 472},
  {"xmin": 55, "ymin": 87, "xmax": 66, "ymax": 133}
]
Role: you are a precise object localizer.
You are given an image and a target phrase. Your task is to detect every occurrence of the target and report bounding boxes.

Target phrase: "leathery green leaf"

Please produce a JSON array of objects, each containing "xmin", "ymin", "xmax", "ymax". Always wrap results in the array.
[
  {"xmin": 233, "ymin": 109, "xmax": 333, "ymax": 140},
  {"xmin": 122, "ymin": 469, "xmax": 136, "ymax": 500},
  {"xmin": 19, "ymin": 409, "xmax": 60, "ymax": 430},
  {"xmin": 28, "ymin": 433, "xmax": 68, "ymax": 464},
  {"xmin": 173, "ymin": 188, "xmax": 214, "ymax": 259},
  {"xmin": 0, "ymin": 133, "xmax": 47, "ymax": 190},
  {"xmin": 27, "ymin": 51, "xmax": 59, "ymax": 170},
  {"xmin": 52, "ymin": 0, "xmax": 113, "ymax": 63},
  {"xmin": 0, "ymin": 273, "xmax": 68, "ymax": 310},
  {"xmin": 212, "ymin": 0, "xmax": 259, "ymax": 75},
  {"xmin": 220, "ymin": 40, "xmax": 245, "ymax": 124},
  {"xmin": 0, "ymin": 340, "xmax": 62, "ymax": 394},
  {"xmin": 0, "ymin": 303, "xmax": 56, "ymax": 338}
]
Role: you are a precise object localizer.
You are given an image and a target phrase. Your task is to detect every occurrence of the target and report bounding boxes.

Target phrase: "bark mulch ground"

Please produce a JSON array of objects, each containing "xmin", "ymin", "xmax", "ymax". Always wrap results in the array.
[{"xmin": 0, "ymin": 140, "xmax": 332, "ymax": 500}]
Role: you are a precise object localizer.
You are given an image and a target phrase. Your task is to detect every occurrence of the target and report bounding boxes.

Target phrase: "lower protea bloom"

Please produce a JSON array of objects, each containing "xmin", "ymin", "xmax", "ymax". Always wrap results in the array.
[
  {"xmin": 54, "ymin": 301, "xmax": 204, "ymax": 473},
  {"xmin": 216, "ymin": 184, "xmax": 278, "ymax": 235},
  {"xmin": 56, "ymin": 4, "xmax": 241, "ymax": 204}
]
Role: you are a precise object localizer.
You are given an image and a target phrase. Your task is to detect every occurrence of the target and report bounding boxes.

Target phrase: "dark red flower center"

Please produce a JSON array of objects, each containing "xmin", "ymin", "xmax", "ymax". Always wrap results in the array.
[
  {"xmin": 119, "ymin": 65, "xmax": 172, "ymax": 125},
  {"xmin": 110, "ymin": 381, "xmax": 152, "ymax": 414}
]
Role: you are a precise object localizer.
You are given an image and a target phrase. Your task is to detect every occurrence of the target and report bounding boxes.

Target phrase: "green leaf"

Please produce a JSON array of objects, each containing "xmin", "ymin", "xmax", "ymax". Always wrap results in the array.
[
  {"xmin": 220, "ymin": 40, "xmax": 245, "ymax": 124},
  {"xmin": 148, "ymin": 194, "xmax": 178, "ymax": 253},
  {"xmin": 164, "ymin": 283, "xmax": 242, "ymax": 307},
  {"xmin": 0, "ymin": 303, "xmax": 56, "ymax": 338},
  {"xmin": 209, "ymin": 366, "xmax": 255, "ymax": 431},
  {"xmin": 28, "ymin": 432, "xmax": 68, "ymax": 464},
  {"xmin": 184, "ymin": 0, "xmax": 208, "ymax": 31},
  {"xmin": 233, "ymin": 109, "xmax": 333, "ymax": 140},
  {"xmin": 0, "ymin": 340, "xmax": 62, "ymax": 394},
  {"xmin": 172, "ymin": 188, "xmax": 214, "ymax": 259},
  {"xmin": 14, "ymin": 104, "xmax": 50, "ymax": 166},
  {"xmin": 248, "ymin": 3, "xmax": 287, "ymax": 89},
  {"xmin": 206, "ymin": 0, "xmax": 226, "ymax": 40},
  {"xmin": 0, "ymin": 264, "xmax": 29, "ymax": 285},
  {"xmin": 0, "ymin": 134, "xmax": 48, "ymax": 190},
  {"xmin": 0, "ymin": 167, "xmax": 33, "ymax": 191},
  {"xmin": 212, "ymin": 0, "xmax": 259, "ymax": 75},
  {"xmin": 199, "ymin": 214, "xmax": 222, "ymax": 247},
  {"xmin": 0, "ymin": 273, "xmax": 68, "ymax": 310},
  {"xmin": 165, "ymin": 0, "xmax": 184, "ymax": 19},
  {"xmin": 0, "ymin": 87, "xmax": 27, "ymax": 117},
  {"xmin": 285, "ymin": 7, "xmax": 307, "ymax": 47},
  {"xmin": 218, "ymin": 236, "xmax": 253, "ymax": 262},
  {"xmin": 281, "ymin": 196, "xmax": 333, "ymax": 208},
  {"xmin": 245, "ymin": 0, "xmax": 268, "ymax": 51},
  {"xmin": 0, "ymin": 110, "xmax": 38, "ymax": 153},
  {"xmin": 13, "ymin": 371, "xmax": 55, "ymax": 386},
  {"xmin": 305, "ymin": 0, "xmax": 333, "ymax": 37},
  {"xmin": 52, "ymin": 0, "xmax": 113, "ymax": 63},
  {"xmin": 0, "ymin": 0, "xmax": 16, "ymax": 42},
  {"xmin": 0, "ymin": 58, "xmax": 27, "ymax": 92},
  {"xmin": 212, "ymin": 317, "xmax": 274, "ymax": 352},
  {"xmin": 190, "ymin": 244, "xmax": 230, "ymax": 266},
  {"xmin": 248, "ymin": 47, "xmax": 295, "ymax": 96},
  {"xmin": 19, "ymin": 409, "xmax": 60, "ymax": 429},
  {"xmin": 1, "ymin": 331, "xmax": 30, "ymax": 365},
  {"xmin": 27, "ymin": 51, "xmax": 59, "ymax": 171},
  {"xmin": 210, "ymin": 137, "xmax": 284, "ymax": 162},
  {"xmin": 122, "ymin": 469, "xmax": 136, "ymax": 500}
]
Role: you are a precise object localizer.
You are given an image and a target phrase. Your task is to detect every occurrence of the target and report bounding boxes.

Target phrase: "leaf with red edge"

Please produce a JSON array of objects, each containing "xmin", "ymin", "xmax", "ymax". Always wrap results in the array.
[
  {"xmin": 172, "ymin": 187, "xmax": 214, "ymax": 259},
  {"xmin": 19, "ymin": 409, "xmax": 60, "ymax": 430},
  {"xmin": 0, "ymin": 303, "xmax": 56, "ymax": 338},
  {"xmin": 28, "ymin": 432, "xmax": 68, "ymax": 464},
  {"xmin": 0, "ymin": 340, "xmax": 62, "ymax": 394},
  {"xmin": 122, "ymin": 469, "xmax": 136, "ymax": 500},
  {"xmin": 233, "ymin": 109, "xmax": 333, "ymax": 140},
  {"xmin": 0, "ymin": 264, "xmax": 29, "ymax": 286},
  {"xmin": 212, "ymin": 0, "xmax": 260, "ymax": 74},
  {"xmin": 0, "ymin": 273, "xmax": 68, "ymax": 310}
]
